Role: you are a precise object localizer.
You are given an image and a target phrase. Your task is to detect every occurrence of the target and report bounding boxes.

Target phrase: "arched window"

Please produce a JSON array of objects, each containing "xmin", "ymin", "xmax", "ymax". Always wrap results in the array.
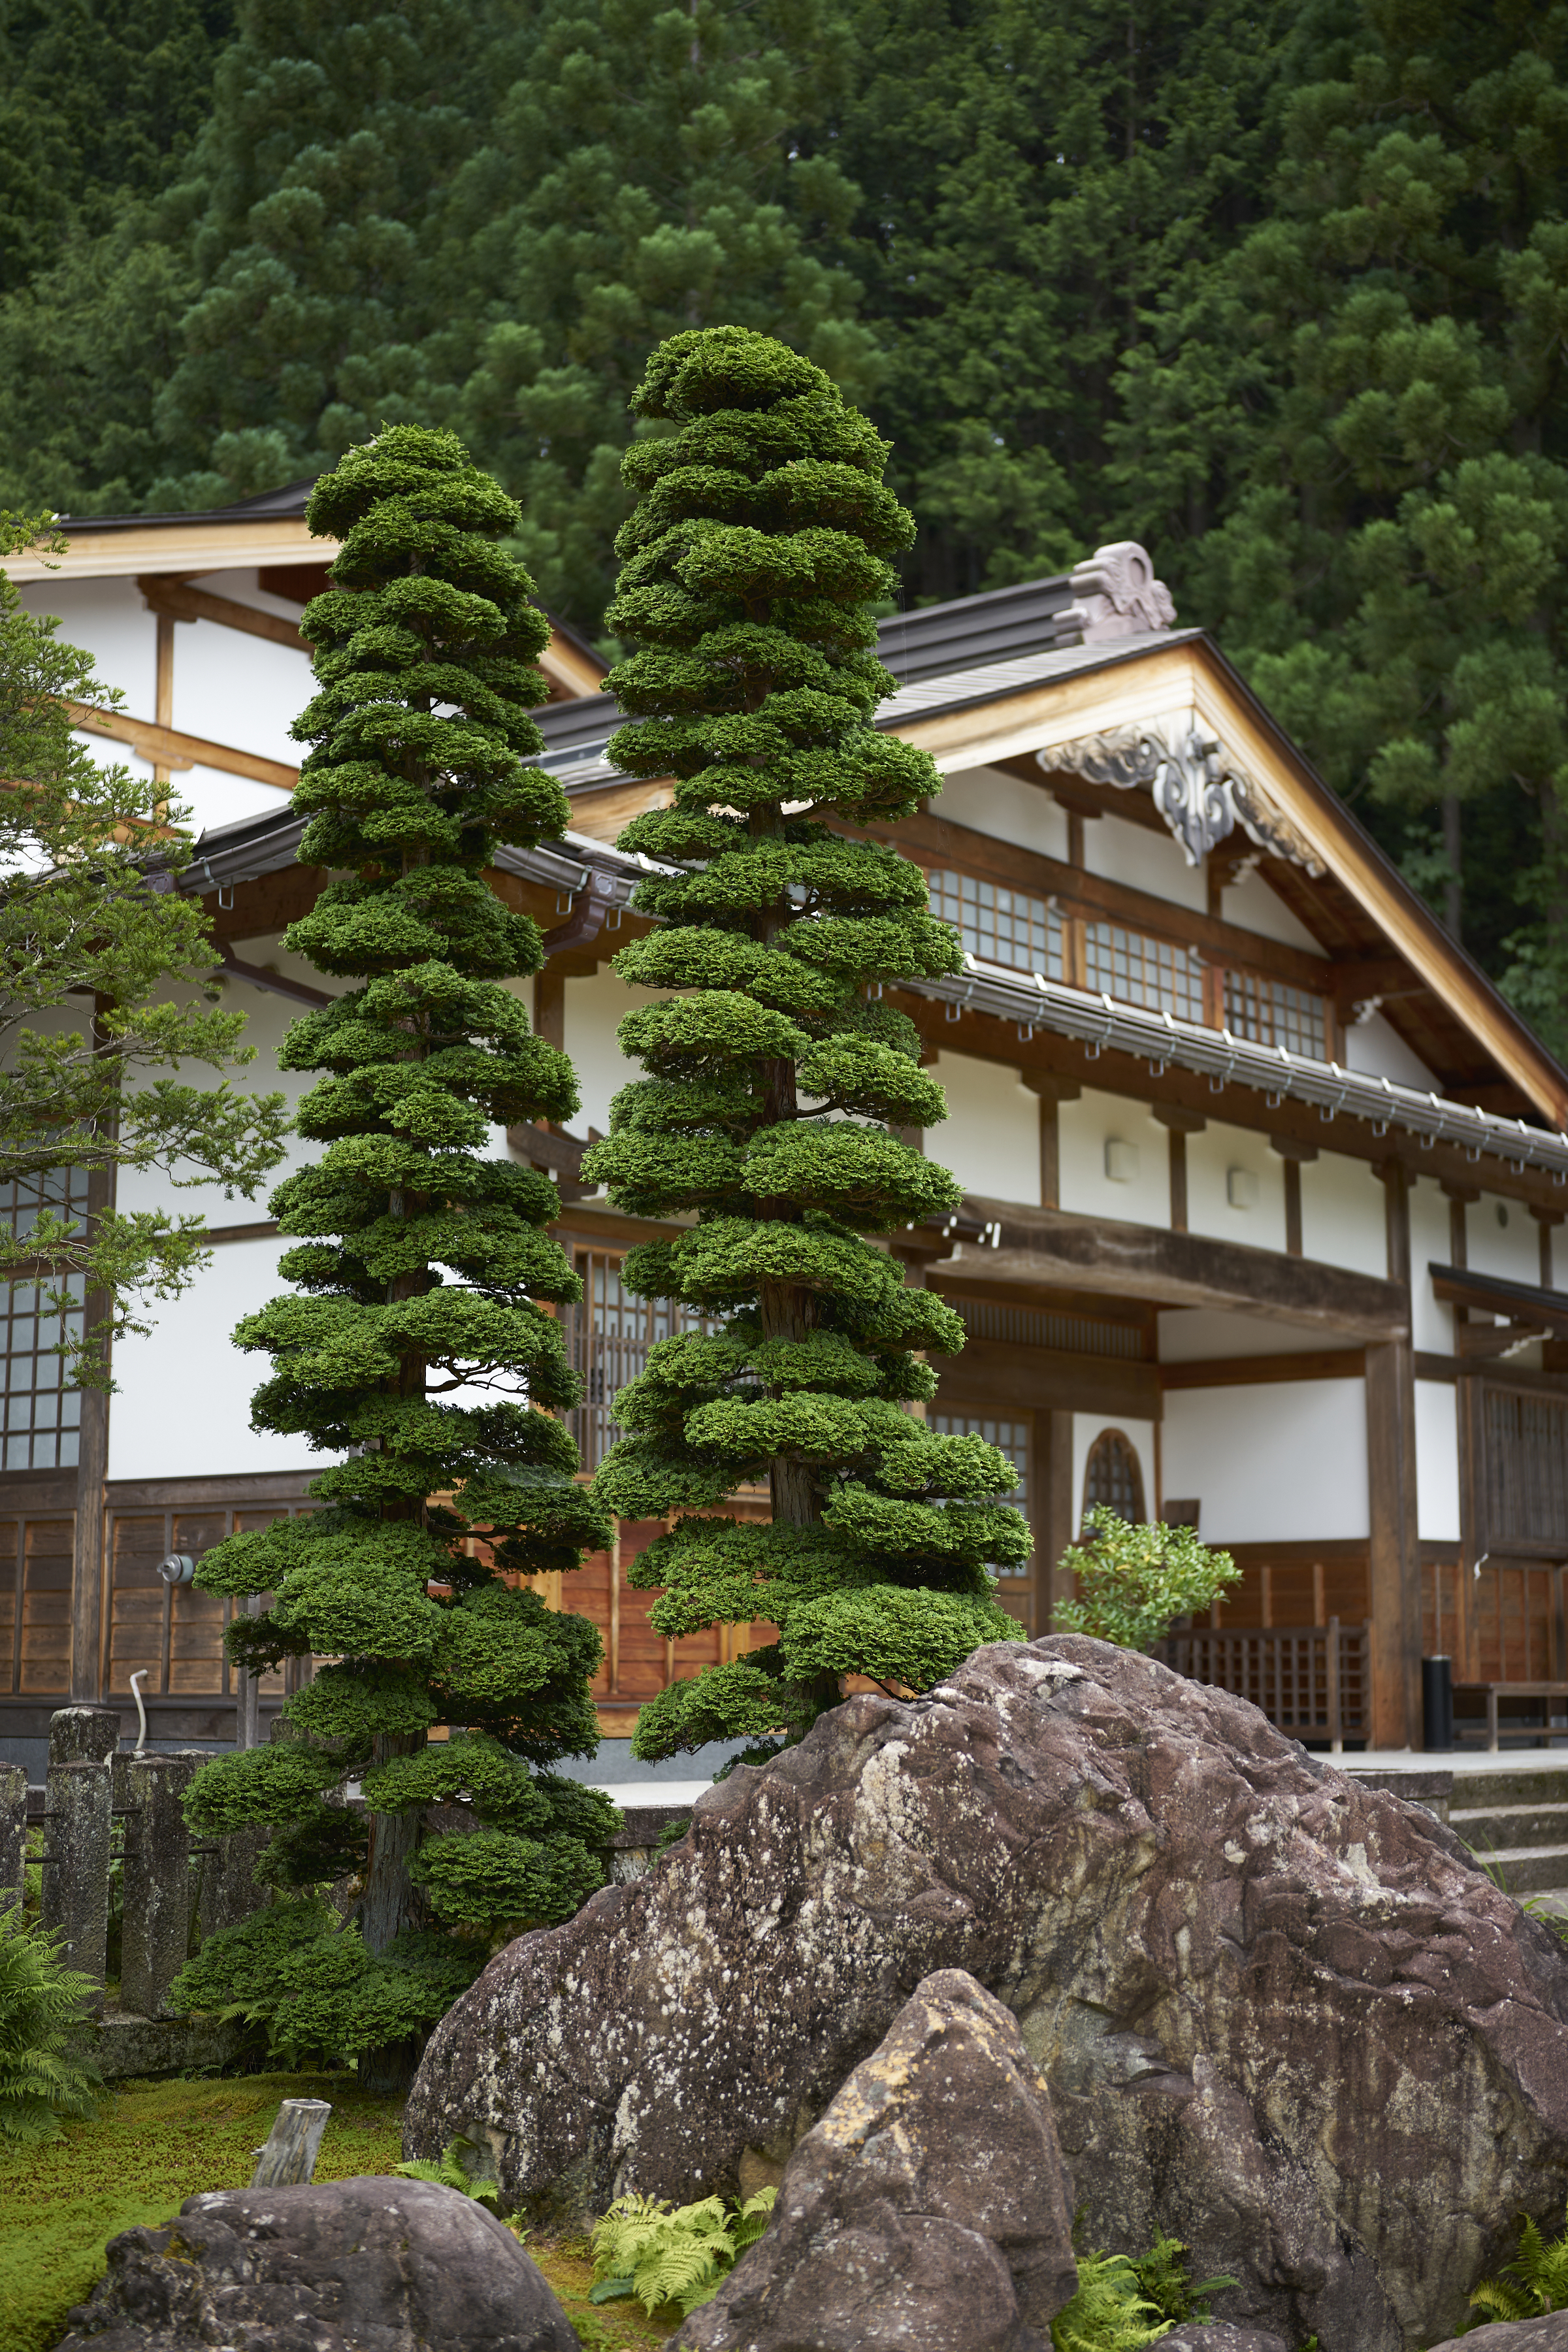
[{"xmin": 1082, "ymin": 1428, "xmax": 1145, "ymax": 1527}]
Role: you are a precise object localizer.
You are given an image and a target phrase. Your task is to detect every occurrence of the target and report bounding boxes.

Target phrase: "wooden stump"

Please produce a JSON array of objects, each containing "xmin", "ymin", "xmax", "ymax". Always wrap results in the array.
[{"xmin": 251, "ymin": 2098, "xmax": 332, "ymax": 2187}]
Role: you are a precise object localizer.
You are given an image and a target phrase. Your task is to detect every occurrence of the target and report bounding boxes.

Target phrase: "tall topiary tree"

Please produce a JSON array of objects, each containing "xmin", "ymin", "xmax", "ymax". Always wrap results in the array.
[
  {"xmin": 177, "ymin": 424, "xmax": 615, "ymax": 2085},
  {"xmin": 582, "ymin": 325, "xmax": 1030, "ymax": 1762}
]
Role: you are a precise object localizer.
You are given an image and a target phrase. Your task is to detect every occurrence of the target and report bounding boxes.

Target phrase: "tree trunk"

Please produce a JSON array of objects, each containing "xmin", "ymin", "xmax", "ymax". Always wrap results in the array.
[
  {"xmin": 1443, "ymin": 793, "xmax": 1463, "ymax": 939},
  {"xmin": 359, "ymin": 1730, "xmax": 425, "ymax": 1954},
  {"xmin": 1540, "ymin": 779, "xmax": 1568, "ymax": 972}
]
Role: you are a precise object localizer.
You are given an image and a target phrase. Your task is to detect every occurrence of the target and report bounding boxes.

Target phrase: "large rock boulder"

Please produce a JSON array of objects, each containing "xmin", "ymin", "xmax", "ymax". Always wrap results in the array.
[
  {"xmin": 55, "ymin": 2176, "xmax": 578, "ymax": 2352},
  {"xmin": 670, "ymin": 1967, "xmax": 1078, "ymax": 2351},
  {"xmin": 1428, "ymin": 2325, "xmax": 1568, "ymax": 2351},
  {"xmin": 406, "ymin": 1636, "xmax": 1568, "ymax": 2352}
]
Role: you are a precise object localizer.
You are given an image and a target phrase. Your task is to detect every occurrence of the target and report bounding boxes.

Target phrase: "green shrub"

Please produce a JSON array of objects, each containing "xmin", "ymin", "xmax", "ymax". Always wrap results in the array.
[
  {"xmin": 589, "ymin": 2186, "xmax": 777, "ymax": 2318},
  {"xmin": 0, "ymin": 1908, "xmax": 101, "ymax": 2146},
  {"xmin": 1469, "ymin": 2196, "xmax": 1568, "ymax": 2321},
  {"xmin": 1054, "ymin": 1509, "xmax": 1239, "ymax": 1650}
]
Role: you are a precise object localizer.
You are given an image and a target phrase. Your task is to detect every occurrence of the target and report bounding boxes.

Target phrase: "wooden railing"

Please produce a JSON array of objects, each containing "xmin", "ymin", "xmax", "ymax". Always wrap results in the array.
[{"xmin": 1159, "ymin": 1619, "xmax": 1371, "ymax": 1752}]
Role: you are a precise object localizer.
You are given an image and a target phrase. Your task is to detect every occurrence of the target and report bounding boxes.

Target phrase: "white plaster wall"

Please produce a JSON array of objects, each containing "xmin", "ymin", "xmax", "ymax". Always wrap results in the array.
[
  {"xmin": 1160, "ymin": 1380, "xmax": 1369, "ymax": 1542},
  {"xmin": 1085, "ymin": 810, "xmax": 1207, "ymax": 911},
  {"xmin": 1415, "ymin": 1379, "xmax": 1461, "ymax": 1543},
  {"xmin": 1071, "ymin": 1413, "xmax": 1157, "ymax": 1530},
  {"xmin": 1467, "ymin": 1192, "xmax": 1543, "ymax": 1287},
  {"xmin": 19, "ymin": 576, "xmax": 155, "ymax": 711},
  {"xmin": 1344, "ymin": 1011, "xmax": 1435, "ymax": 1090},
  {"xmin": 1185, "ymin": 1120, "xmax": 1285, "ymax": 1253},
  {"xmin": 106, "ymin": 1233, "xmax": 332, "ymax": 1478},
  {"xmin": 1215, "ymin": 866, "xmax": 1324, "ymax": 953},
  {"xmin": 929, "ymin": 1051, "xmax": 1039, "ymax": 1205},
  {"xmin": 1158, "ymin": 1308, "xmax": 1336, "ymax": 1362},
  {"xmin": 1058, "ymin": 1088, "xmax": 1168, "ymax": 1227},
  {"xmin": 1409, "ymin": 1177, "xmax": 1456, "ymax": 1354},
  {"xmin": 1298, "ymin": 1150, "xmax": 1387, "ymax": 1279},
  {"xmin": 932, "ymin": 767, "xmax": 1068, "ymax": 862},
  {"xmin": 563, "ymin": 964, "xmax": 668, "ymax": 1139}
]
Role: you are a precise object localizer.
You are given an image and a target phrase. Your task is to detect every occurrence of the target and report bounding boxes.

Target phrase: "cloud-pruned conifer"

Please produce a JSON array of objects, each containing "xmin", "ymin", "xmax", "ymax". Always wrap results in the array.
[
  {"xmin": 582, "ymin": 325, "xmax": 1031, "ymax": 1759},
  {"xmin": 175, "ymin": 424, "xmax": 614, "ymax": 2082}
]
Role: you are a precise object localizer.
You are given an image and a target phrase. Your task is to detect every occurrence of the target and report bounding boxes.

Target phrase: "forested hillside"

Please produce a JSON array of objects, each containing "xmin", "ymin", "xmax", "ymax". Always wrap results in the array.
[{"xmin": 2, "ymin": 0, "xmax": 1565, "ymax": 1043}]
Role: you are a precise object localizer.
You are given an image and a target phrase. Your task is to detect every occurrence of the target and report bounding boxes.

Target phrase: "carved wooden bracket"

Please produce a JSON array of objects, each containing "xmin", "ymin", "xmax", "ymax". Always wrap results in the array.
[{"xmin": 1037, "ymin": 714, "xmax": 1325, "ymax": 877}]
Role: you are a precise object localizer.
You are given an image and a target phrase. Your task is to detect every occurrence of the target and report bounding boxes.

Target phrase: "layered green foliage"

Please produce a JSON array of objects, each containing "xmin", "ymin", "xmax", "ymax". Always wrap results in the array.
[
  {"xmin": 0, "ymin": 512, "xmax": 287, "ymax": 1369},
  {"xmin": 583, "ymin": 325, "xmax": 1028, "ymax": 1757},
  {"xmin": 0, "ymin": 1910, "xmax": 100, "ymax": 2147},
  {"xmin": 1054, "ymin": 1509, "xmax": 1239, "ymax": 1652},
  {"xmin": 177, "ymin": 425, "xmax": 615, "ymax": 2060},
  {"xmin": 590, "ymin": 2186, "xmax": 777, "ymax": 2319}
]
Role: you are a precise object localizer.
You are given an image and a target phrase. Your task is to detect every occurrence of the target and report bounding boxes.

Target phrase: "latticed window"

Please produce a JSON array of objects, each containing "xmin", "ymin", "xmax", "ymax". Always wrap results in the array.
[
  {"xmin": 928, "ymin": 1411, "xmax": 1030, "ymax": 1578},
  {"xmin": 565, "ymin": 1251, "xmax": 721, "ymax": 1476},
  {"xmin": 0, "ymin": 1168, "xmax": 88, "ymax": 1472},
  {"xmin": 1082, "ymin": 1428, "xmax": 1145, "ymax": 1526},
  {"xmin": 928, "ymin": 870, "xmax": 1063, "ymax": 979},
  {"xmin": 1224, "ymin": 971, "xmax": 1327, "ymax": 1059},
  {"xmin": 1486, "ymin": 1387, "xmax": 1568, "ymax": 1546},
  {"xmin": 1083, "ymin": 923, "xmax": 1205, "ymax": 1023}
]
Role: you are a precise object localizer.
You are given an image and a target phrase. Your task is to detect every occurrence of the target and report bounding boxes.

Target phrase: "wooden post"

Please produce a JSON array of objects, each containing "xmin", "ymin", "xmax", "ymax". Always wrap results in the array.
[
  {"xmin": 1367, "ymin": 1159, "xmax": 1422, "ymax": 1748},
  {"xmin": 608, "ymin": 1520, "xmax": 621, "ymax": 1697},
  {"xmin": 1041, "ymin": 1408, "xmax": 1075, "ymax": 1629},
  {"xmin": 70, "ymin": 1119, "xmax": 116, "ymax": 1705},
  {"xmin": 1154, "ymin": 1109, "xmax": 1204, "ymax": 1234},
  {"xmin": 533, "ymin": 964, "xmax": 565, "ymax": 1052},
  {"xmin": 1269, "ymin": 1135, "xmax": 1316, "ymax": 1261},
  {"xmin": 1531, "ymin": 1207, "xmax": 1562, "ymax": 1291},
  {"xmin": 252, "ymin": 2099, "xmax": 333, "ymax": 2188},
  {"xmin": 1022, "ymin": 1076, "xmax": 1079, "ymax": 1212}
]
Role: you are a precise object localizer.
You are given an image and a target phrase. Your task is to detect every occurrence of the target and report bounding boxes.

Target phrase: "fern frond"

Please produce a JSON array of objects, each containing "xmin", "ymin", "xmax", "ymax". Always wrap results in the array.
[
  {"xmin": 1051, "ymin": 2250, "xmax": 1169, "ymax": 2352},
  {"xmin": 1469, "ymin": 2278, "xmax": 1535, "ymax": 2323},
  {"xmin": 0, "ymin": 1911, "xmax": 100, "ymax": 2146}
]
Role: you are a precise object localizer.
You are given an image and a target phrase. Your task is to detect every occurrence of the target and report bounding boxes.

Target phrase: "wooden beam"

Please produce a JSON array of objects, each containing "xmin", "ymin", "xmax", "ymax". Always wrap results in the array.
[
  {"xmin": 933, "ymin": 1334, "xmax": 1162, "ymax": 1421},
  {"xmin": 138, "ymin": 574, "xmax": 311, "ymax": 653},
  {"xmin": 70, "ymin": 1156, "xmax": 112, "ymax": 1705},
  {"xmin": 67, "ymin": 702, "xmax": 298, "ymax": 792},
  {"xmin": 1282, "ymin": 1160, "xmax": 1302, "ymax": 1259},
  {"xmin": 1160, "ymin": 1348, "xmax": 1366, "ymax": 1389},
  {"xmin": 5, "ymin": 515, "xmax": 343, "ymax": 583},
  {"xmin": 943, "ymin": 1197, "xmax": 1410, "ymax": 1340}
]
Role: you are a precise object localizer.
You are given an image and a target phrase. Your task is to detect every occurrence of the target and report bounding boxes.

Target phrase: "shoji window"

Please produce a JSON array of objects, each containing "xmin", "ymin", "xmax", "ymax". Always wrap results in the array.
[
  {"xmin": 928, "ymin": 870, "xmax": 1064, "ymax": 979},
  {"xmin": 0, "ymin": 1166, "xmax": 90, "ymax": 1471},
  {"xmin": 1082, "ymin": 923, "xmax": 1205, "ymax": 1024}
]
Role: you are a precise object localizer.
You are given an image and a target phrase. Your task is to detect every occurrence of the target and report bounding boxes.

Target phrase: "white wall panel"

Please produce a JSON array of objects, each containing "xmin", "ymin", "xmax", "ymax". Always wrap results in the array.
[
  {"xmin": 1409, "ymin": 1177, "xmax": 1456, "ymax": 1354},
  {"xmin": 564, "ymin": 965, "xmax": 666, "ymax": 1139},
  {"xmin": 1467, "ymin": 1192, "xmax": 1544, "ymax": 1286},
  {"xmin": 1344, "ymin": 1011, "xmax": 1435, "ymax": 1090},
  {"xmin": 1213, "ymin": 867, "xmax": 1324, "ymax": 951},
  {"xmin": 1298, "ymin": 1151, "xmax": 1386, "ymax": 1279},
  {"xmin": 1160, "ymin": 1380, "xmax": 1368, "ymax": 1542},
  {"xmin": 18, "ymin": 577, "xmax": 155, "ymax": 711},
  {"xmin": 930, "ymin": 1051, "xmax": 1040, "ymax": 1205},
  {"xmin": 1414, "ymin": 1379, "xmax": 1461, "ymax": 1543},
  {"xmin": 1185, "ymin": 1120, "xmax": 1285, "ymax": 1252},
  {"xmin": 1058, "ymin": 1088, "xmax": 1168, "ymax": 1227},
  {"xmin": 107, "ymin": 1233, "xmax": 329, "ymax": 1480},
  {"xmin": 933, "ymin": 767, "xmax": 1068, "ymax": 861},
  {"xmin": 1084, "ymin": 811, "xmax": 1206, "ymax": 910},
  {"xmin": 1158, "ymin": 1307, "xmax": 1338, "ymax": 1362}
]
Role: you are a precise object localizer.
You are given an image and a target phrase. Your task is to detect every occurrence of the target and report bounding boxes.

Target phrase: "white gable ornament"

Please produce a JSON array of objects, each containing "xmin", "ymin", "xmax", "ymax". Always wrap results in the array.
[
  {"xmin": 1062, "ymin": 541, "xmax": 1177, "ymax": 642},
  {"xmin": 1037, "ymin": 715, "xmax": 1325, "ymax": 877}
]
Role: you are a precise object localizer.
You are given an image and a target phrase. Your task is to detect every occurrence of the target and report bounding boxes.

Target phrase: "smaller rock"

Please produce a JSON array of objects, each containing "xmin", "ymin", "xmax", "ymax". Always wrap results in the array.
[
  {"xmin": 671, "ymin": 1968, "xmax": 1077, "ymax": 2352},
  {"xmin": 56, "ymin": 2175, "xmax": 577, "ymax": 2352},
  {"xmin": 1159, "ymin": 2332, "xmax": 1288, "ymax": 2352},
  {"xmin": 1428, "ymin": 2319, "xmax": 1568, "ymax": 2351}
]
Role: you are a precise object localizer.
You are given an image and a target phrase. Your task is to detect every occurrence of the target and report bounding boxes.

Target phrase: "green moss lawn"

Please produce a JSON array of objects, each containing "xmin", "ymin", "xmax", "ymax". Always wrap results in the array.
[{"xmin": 0, "ymin": 2074, "xmax": 665, "ymax": 2352}]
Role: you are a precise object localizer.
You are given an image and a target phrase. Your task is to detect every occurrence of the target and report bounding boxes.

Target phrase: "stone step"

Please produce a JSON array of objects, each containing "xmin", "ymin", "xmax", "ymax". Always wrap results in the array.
[
  {"xmin": 1460, "ymin": 1842, "xmax": 1568, "ymax": 1896},
  {"xmin": 1450, "ymin": 1767, "xmax": 1568, "ymax": 1811},
  {"xmin": 1451, "ymin": 1802, "xmax": 1568, "ymax": 1852}
]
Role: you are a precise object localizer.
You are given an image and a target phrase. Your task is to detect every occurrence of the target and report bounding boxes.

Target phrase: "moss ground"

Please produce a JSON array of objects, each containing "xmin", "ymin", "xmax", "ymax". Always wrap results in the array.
[{"xmin": 0, "ymin": 2074, "xmax": 666, "ymax": 2352}]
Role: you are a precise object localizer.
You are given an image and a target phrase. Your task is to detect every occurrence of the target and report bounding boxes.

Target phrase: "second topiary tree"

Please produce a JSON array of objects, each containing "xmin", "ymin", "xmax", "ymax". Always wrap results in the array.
[
  {"xmin": 583, "ymin": 326, "xmax": 1031, "ymax": 1760},
  {"xmin": 175, "ymin": 426, "xmax": 615, "ymax": 2084}
]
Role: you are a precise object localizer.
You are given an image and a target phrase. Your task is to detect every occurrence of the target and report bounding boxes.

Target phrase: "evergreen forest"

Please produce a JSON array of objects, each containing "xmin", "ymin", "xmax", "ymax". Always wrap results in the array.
[{"xmin": 4, "ymin": 0, "xmax": 1567, "ymax": 1043}]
